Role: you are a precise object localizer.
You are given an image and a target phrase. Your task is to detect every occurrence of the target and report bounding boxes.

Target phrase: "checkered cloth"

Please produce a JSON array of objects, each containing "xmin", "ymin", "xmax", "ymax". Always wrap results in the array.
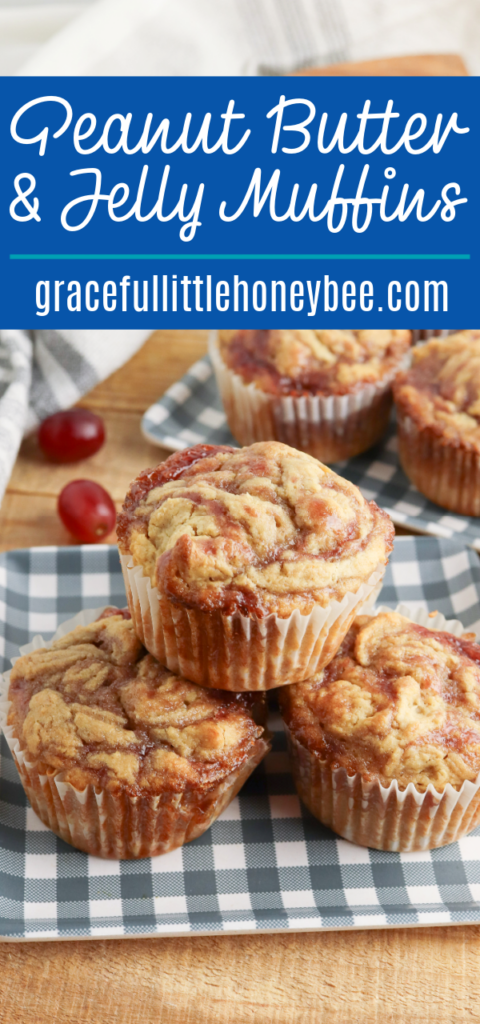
[
  {"xmin": 142, "ymin": 356, "xmax": 480, "ymax": 552},
  {"xmin": 1, "ymin": 537, "xmax": 480, "ymax": 940}
]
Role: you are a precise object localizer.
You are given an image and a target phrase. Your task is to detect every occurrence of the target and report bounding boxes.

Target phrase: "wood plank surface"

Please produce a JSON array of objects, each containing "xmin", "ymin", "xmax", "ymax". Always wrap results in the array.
[
  {"xmin": 0, "ymin": 924, "xmax": 480, "ymax": 1024},
  {"xmin": 2, "ymin": 330, "xmax": 206, "ymax": 551},
  {"xmin": 0, "ymin": 327, "xmax": 478, "ymax": 1024},
  {"xmin": 294, "ymin": 53, "xmax": 468, "ymax": 76},
  {"xmin": 0, "ymin": 50, "xmax": 473, "ymax": 1024}
]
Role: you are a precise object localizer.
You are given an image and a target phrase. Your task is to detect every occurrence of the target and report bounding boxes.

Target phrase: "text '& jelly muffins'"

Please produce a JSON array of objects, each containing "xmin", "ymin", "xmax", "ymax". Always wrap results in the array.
[
  {"xmin": 4, "ymin": 611, "xmax": 269, "ymax": 858},
  {"xmin": 279, "ymin": 609, "xmax": 480, "ymax": 851},
  {"xmin": 210, "ymin": 328, "xmax": 411, "ymax": 462},
  {"xmin": 118, "ymin": 441, "xmax": 394, "ymax": 691}
]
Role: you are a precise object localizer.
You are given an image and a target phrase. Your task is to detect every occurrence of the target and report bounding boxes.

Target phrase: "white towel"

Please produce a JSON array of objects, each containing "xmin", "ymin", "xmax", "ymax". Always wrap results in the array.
[
  {"xmin": 4, "ymin": 0, "xmax": 480, "ymax": 77},
  {"xmin": 0, "ymin": 329, "xmax": 150, "ymax": 501}
]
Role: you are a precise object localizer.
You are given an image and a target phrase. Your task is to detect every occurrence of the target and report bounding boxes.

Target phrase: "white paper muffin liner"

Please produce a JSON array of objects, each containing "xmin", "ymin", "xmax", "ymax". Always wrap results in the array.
[
  {"xmin": 0, "ymin": 608, "xmax": 270, "ymax": 859},
  {"xmin": 209, "ymin": 331, "xmax": 411, "ymax": 463},
  {"xmin": 396, "ymin": 407, "xmax": 480, "ymax": 518},
  {"xmin": 120, "ymin": 552, "xmax": 386, "ymax": 692},
  {"xmin": 119, "ymin": 548, "xmax": 384, "ymax": 692},
  {"xmin": 282, "ymin": 603, "xmax": 480, "ymax": 852}
]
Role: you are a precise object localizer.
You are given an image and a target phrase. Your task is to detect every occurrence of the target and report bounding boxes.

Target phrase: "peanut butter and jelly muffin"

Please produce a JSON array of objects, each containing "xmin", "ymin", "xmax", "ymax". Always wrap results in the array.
[
  {"xmin": 117, "ymin": 441, "xmax": 394, "ymax": 691},
  {"xmin": 279, "ymin": 610, "xmax": 480, "ymax": 851},
  {"xmin": 394, "ymin": 331, "xmax": 480, "ymax": 516},
  {"xmin": 5, "ymin": 611, "xmax": 269, "ymax": 858},
  {"xmin": 411, "ymin": 329, "xmax": 457, "ymax": 343},
  {"xmin": 210, "ymin": 329, "xmax": 412, "ymax": 462}
]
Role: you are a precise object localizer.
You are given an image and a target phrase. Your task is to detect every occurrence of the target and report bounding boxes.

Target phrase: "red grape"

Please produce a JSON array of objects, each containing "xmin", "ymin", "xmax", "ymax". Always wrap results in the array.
[
  {"xmin": 39, "ymin": 409, "xmax": 105, "ymax": 463},
  {"xmin": 58, "ymin": 480, "xmax": 116, "ymax": 543}
]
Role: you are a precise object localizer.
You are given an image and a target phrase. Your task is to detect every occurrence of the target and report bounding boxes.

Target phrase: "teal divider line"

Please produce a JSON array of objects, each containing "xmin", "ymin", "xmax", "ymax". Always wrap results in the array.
[{"xmin": 9, "ymin": 253, "xmax": 470, "ymax": 261}]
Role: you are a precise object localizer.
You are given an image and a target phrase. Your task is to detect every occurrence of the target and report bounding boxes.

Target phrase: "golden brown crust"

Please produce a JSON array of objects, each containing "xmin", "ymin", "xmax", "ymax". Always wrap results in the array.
[
  {"xmin": 393, "ymin": 331, "xmax": 480, "ymax": 454},
  {"xmin": 396, "ymin": 413, "xmax": 480, "ymax": 517},
  {"xmin": 279, "ymin": 612, "xmax": 480, "ymax": 792},
  {"xmin": 8, "ymin": 614, "xmax": 266, "ymax": 796},
  {"xmin": 219, "ymin": 329, "xmax": 411, "ymax": 397},
  {"xmin": 118, "ymin": 441, "xmax": 394, "ymax": 618}
]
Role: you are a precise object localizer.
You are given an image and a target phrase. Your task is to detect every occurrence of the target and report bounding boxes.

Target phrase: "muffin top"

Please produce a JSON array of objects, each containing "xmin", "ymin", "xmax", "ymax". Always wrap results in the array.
[
  {"xmin": 217, "ymin": 329, "xmax": 411, "ymax": 397},
  {"xmin": 279, "ymin": 611, "xmax": 480, "ymax": 792},
  {"xmin": 394, "ymin": 330, "xmax": 480, "ymax": 452},
  {"xmin": 117, "ymin": 442, "xmax": 394, "ymax": 618},
  {"xmin": 8, "ymin": 611, "xmax": 266, "ymax": 796}
]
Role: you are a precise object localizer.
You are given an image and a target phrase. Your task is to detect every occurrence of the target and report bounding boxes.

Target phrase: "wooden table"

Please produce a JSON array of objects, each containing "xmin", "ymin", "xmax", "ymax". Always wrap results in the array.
[{"xmin": 0, "ymin": 330, "xmax": 479, "ymax": 1023}]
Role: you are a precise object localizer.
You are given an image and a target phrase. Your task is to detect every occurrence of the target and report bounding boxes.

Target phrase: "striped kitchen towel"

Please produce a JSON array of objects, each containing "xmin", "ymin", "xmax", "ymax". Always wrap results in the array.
[{"xmin": 0, "ymin": 329, "xmax": 150, "ymax": 506}]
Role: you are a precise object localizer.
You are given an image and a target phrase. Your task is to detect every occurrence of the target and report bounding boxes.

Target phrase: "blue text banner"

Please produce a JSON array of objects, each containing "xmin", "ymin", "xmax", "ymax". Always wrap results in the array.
[{"xmin": 0, "ymin": 76, "xmax": 477, "ymax": 326}]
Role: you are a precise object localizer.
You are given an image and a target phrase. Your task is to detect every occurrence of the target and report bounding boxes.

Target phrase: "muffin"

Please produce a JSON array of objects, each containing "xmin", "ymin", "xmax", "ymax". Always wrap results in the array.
[
  {"xmin": 411, "ymin": 329, "xmax": 457, "ymax": 343},
  {"xmin": 394, "ymin": 331, "xmax": 480, "ymax": 516},
  {"xmin": 279, "ymin": 609, "xmax": 480, "ymax": 851},
  {"xmin": 4, "ymin": 610, "xmax": 269, "ymax": 858},
  {"xmin": 210, "ymin": 328, "xmax": 412, "ymax": 462},
  {"xmin": 117, "ymin": 441, "xmax": 394, "ymax": 691}
]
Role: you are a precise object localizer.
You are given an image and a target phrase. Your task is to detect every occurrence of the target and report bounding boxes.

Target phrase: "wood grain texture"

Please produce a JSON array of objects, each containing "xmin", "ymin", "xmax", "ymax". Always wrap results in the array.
[
  {"xmin": 0, "ymin": 331, "xmax": 208, "ymax": 551},
  {"xmin": 10, "ymin": 411, "xmax": 165, "ymax": 503},
  {"xmin": 0, "ymin": 329, "xmax": 418, "ymax": 551},
  {"xmin": 0, "ymin": 926, "xmax": 479, "ymax": 1024},
  {"xmin": 295, "ymin": 53, "xmax": 468, "ymax": 76},
  {"xmin": 76, "ymin": 330, "xmax": 209, "ymax": 415}
]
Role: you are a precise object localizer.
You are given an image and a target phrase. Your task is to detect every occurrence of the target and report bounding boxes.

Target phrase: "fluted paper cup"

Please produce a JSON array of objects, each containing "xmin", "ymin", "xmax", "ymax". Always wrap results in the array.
[
  {"xmin": 209, "ymin": 332, "xmax": 410, "ymax": 463},
  {"xmin": 0, "ymin": 609, "xmax": 270, "ymax": 859},
  {"xmin": 282, "ymin": 604, "xmax": 480, "ymax": 852},
  {"xmin": 120, "ymin": 552, "xmax": 385, "ymax": 691},
  {"xmin": 396, "ymin": 407, "xmax": 480, "ymax": 517}
]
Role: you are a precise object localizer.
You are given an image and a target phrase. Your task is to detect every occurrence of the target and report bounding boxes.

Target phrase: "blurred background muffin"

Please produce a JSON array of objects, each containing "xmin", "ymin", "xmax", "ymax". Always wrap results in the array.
[
  {"xmin": 394, "ymin": 331, "xmax": 480, "ymax": 516},
  {"xmin": 210, "ymin": 329, "xmax": 411, "ymax": 462}
]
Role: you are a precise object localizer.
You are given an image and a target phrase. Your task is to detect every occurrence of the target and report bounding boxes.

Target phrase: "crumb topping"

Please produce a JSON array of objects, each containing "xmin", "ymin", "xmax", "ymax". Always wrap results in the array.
[
  {"xmin": 218, "ymin": 329, "xmax": 411, "ymax": 397},
  {"xmin": 8, "ymin": 614, "xmax": 265, "ymax": 794},
  {"xmin": 117, "ymin": 442, "xmax": 394, "ymax": 617},
  {"xmin": 279, "ymin": 612, "xmax": 480, "ymax": 791},
  {"xmin": 393, "ymin": 331, "xmax": 480, "ymax": 451}
]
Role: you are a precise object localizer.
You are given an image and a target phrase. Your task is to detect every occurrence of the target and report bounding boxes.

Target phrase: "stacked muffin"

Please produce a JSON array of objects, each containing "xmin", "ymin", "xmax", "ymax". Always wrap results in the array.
[
  {"xmin": 5, "ymin": 327, "xmax": 480, "ymax": 858},
  {"xmin": 279, "ymin": 610, "xmax": 480, "ymax": 851},
  {"xmin": 113, "ymin": 440, "xmax": 480, "ymax": 853},
  {"xmin": 6, "ymin": 609, "xmax": 269, "ymax": 859},
  {"xmin": 4, "ymin": 440, "xmax": 397, "ymax": 858},
  {"xmin": 117, "ymin": 442, "xmax": 392, "ymax": 690}
]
